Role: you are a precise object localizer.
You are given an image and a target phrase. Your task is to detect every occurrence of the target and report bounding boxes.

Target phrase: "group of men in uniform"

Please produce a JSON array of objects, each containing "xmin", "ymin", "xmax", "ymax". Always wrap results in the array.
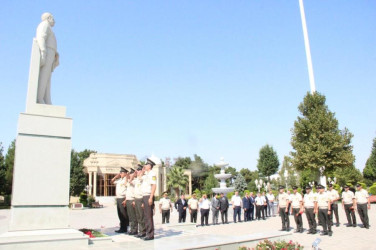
[
  {"xmin": 277, "ymin": 183, "xmax": 371, "ymax": 237},
  {"xmin": 111, "ymin": 158, "xmax": 157, "ymax": 241}
]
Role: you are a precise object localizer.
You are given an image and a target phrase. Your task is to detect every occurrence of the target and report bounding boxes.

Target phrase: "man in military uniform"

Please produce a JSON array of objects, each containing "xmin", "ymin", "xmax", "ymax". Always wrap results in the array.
[
  {"xmin": 277, "ymin": 186, "xmax": 290, "ymax": 231},
  {"xmin": 111, "ymin": 167, "xmax": 129, "ymax": 233},
  {"xmin": 141, "ymin": 158, "xmax": 157, "ymax": 240},
  {"xmin": 355, "ymin": 183, "xmax": 371, "ymax": 229},
  {"xmin": 290, "ymin": 186, "xmax": 303, "ymax": 233},
  {"xmin": 317, "ymin": 184, "xmax": 333, "ymax": 236},
  {"xmin": 303, "ymin": 185, "xmax": 317, "ymax": 234},
  {"xmin": 342, "ymin": 185, "xmax": 357, "ymax": 227},
  {"xmin": 159, "ymin": 192, "xmax": 172, "ymax": 224},
  {"xmin": 133, "ymin": 164, "xmax": 146, "ymax": 238},
  {"xmin": 327, "ymin": 184, "xmax": 340, "ymax": 227},
  {"xmin": 125, "ymin": 167, "xmax": 138, "ymax": 235},
  {"xmin": 188, "ymin": 193, "xmax": 199, "ymax": 223}
]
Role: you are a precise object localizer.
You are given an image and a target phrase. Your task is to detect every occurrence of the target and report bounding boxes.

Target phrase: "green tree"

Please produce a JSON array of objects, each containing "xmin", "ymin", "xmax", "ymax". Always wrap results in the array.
[
  {"xmin": 4, "ymin": 140, "xmax": 16, "ymax": 195},
  {"xmin": 189, "ymin": 155, "xmax": 210, "ymax": 191},
  {"xmin": 0, "ymin": 142, "xmax": 6, "ymax": 194},
  {"xmin": 174, "ymin": 157, "xmax": 192, "ymax": 169},
  {"xmin": 225, "ymin": 166, "xmax": 238, "ymax": 185},
  {"xmin": 290, "ymin": 92, "xmax": 355, "ymax": 177},
  {"xmin": 240, "ymin": 168, "xmax": 252, "ymax": 183},
  {"xmin": 278, "ymin": 156, "xmax": 300, "ymax": 188},
  {"xmin": 70, "ymin": 149, "xmax": 96, "ymax": 196},
  {"xmin": 203, "ymin": 172, "xmax": 218, "ymax": 195},
  {"xmin": 257, "ymin": 145, "xmax": 280, "ymax": 179},
  {"xmin": 234, "ymin": 173, "xmax": 247, "ymax": 193},
  {"xmin": 334, "ymin": 165, "xmax": 363, "ymax": 187},
  {"xmin": 166, "ymin": 166, "xmax": 189, "ymax": 197},
  {"xmin": 363, "ymin": 138, "xmax": 376, "ymax": 186}
]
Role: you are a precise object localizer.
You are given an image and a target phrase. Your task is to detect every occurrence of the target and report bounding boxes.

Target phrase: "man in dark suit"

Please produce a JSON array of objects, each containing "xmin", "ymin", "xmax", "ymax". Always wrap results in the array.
[
  {"xmin": 242, "ymin": 192, "xmax": 251, "ymax": 221},
  {"xmin": 249, "ymin": 192, "xmax": 255, "ymax": 220},
  {"xmin": 175, "ymin": 194, "xmax": 188, "ymax": 223},
  {"xmin": 219, "ymin": 193, "xmax": 229, "ymax": 224}
]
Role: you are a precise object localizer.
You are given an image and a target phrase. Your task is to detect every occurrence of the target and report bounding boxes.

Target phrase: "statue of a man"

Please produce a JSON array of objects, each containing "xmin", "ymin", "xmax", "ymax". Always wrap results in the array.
[{"xmin": 36, "ymin": 12, "xmax": 59, "ymax": 104}]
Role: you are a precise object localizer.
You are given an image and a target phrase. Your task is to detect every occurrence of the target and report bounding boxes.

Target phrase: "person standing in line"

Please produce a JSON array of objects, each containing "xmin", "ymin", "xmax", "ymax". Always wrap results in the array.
[
  {"xmin": 231, "ymin": 191, "xmax": 242, "ymax": 223},
  {"xmin": 159, "ymin": 192, "xmax": 173, "ymax": 224},
  {"xmin": 327, "ymin": 184, "xmax": 340, "ymax": 227},
  {"xmin": 219, "ymin": 193, "xmax": 229, "ymax": 224},
  {"xmin": 316, "ymin": 185, "xmax": 333, "ymax": 236},
  {"xmin": 188, "ymin": 193, "xmax": 199, "ymax": 224},
  {"xmin": 290, "ymin": 186, "xmax": 303, "ymax": 233},
  {"xmin": 133, "ymin": 164, "xmax": 146, "ymax": 238},
  {"xmin": 287, "ymin": 190, "xmax": 292, "ymax": 215},
  {"xmin": 255, "ymin": 192, "xmax": 266, "ymax": 220},
  {"xmin": 355, "ymin": 183, "xmax": 371, "ymax": 229},
  {"xmin": 199, "ymin": 194, "xmax": 210, "ymax": 226},
  {"xmin": 267, "ymin": 190, "xmax": 275, "ymax": 217},
  {"xmin": 277, "ymin": 186, "xmax": 290, "ymax": 231},
  {"xmin": 111, "ymin": 167, "xmax": 129, "ymax": 234},
  {"xmin": 125, "ymin": 167, "xmax": 138, "ymax": 235},
  {"xmin": 303, "ymin": 185, "xmax": 317, "ymax": 234},
  {"xmin": 342, "ymin": 185, "xmax": 357, "ymax": 227},
  {"xmin": 262, "ymin": 192, "xmax": 268, "ymax": 217},
  {"xmin": 211, "ymin": 193, "xmax": 220, "ymax": 225},
  {"xmin": 242, "ymin": 192, "xmax": 251, "ymax": 222},
  {"xmin": 141, "ymin": 158, "xmax": 157, "ymax": 241},
  {"xmin": 175, "ymin": 194, "xmax": 188, "ymax": 223},
  {"xmin": 249, "ymin": 192, "xmax": 255, "ymax": 220}
]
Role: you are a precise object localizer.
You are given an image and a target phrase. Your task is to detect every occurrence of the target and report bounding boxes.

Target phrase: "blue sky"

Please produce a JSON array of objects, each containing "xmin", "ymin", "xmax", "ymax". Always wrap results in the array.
[{"xmin": 0, "ymin": 1, "xmax": 375, "ymax": 172}]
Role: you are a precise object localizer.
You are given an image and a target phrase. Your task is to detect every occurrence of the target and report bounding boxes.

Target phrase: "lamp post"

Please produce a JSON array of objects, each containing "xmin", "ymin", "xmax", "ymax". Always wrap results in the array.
[
  {"xmin": 309, "ymin": 181, "xmax": 315, "ymax": 188},
  {"xmin": 327, "ymin": 177, "xmax": 336, "ymax": 185},
  {"xmin": 255, "ymin": 179, "xmax": 263, "ymax": 193}
]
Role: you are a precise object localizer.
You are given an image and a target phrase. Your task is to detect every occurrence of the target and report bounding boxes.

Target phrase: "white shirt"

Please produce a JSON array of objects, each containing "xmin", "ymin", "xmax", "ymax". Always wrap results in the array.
[
  {"xmin": 115, "ymin": 177, "xmax": 127, "ymax": 198},
  {"xmin": 125, "ymin": 181, "xmax": 135, "ymax": 200},
  {"xmin": 342, "ymin": 190, "xmax": 355, "ymax": 204},
  {"xmin": 290, "ymin": 193, "xmax": 303, "ymax": 208},
  {"xmin": 317, "ymin": 192, "xmax": 330, "ymax": 209},
  {"xmin": 304, "ymin": 192, "xmax": 317, "ymax": 208},
  {"xmin": 355, "ymin": 189, "xmax": 369, "ymax": 204},
  {"xmin": 255, "ymin": 196, "xmax": 266, "ymax": 206},
  {"xmin": 200, "ymin": 198, "xmax": 211, "ymax": 209},
  {"xmin": 266, "ymin": 193, "xmax": 275, "ymax": 202},
  {"xmin": 133, "ymin": 177, "xmax": 143, "ymax": 199},
  {"xmin": 327, "ymin": 189, "xmax": 340, "ymax": 202},
  {"xmin": 277, "ymin": 192, "xmax": 289, "ymax": 207},
  {"xmin": 188, "ymin": 198, "xmax": 199, "ymax": 209},
  {"xmin": 141, "ymin": 170, "xmax": 157, "ymax": 196},
  {"xmin": 159, "ymin": 197, "xmax": 172, "ymax": 210},
  {"xmin": 231, "ymin": 195, "xmax": 242, "ymax": 207}
]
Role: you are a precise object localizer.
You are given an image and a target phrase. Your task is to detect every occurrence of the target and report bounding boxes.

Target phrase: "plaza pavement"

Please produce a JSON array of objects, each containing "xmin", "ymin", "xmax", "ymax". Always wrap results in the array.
[{"xmin": 0, "ymin": 202, "xmax": 375, "ymax": 249}]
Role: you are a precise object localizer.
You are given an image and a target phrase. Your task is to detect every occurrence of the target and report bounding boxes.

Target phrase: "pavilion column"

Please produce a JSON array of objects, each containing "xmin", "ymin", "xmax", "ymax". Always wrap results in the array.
[
  {"xmin": 88, "ymin": 172, "xmax": 92, "ymax": 195},
  {"xmin": 93, "ymin": 172, "xmax": 97, "ymax": 197}
]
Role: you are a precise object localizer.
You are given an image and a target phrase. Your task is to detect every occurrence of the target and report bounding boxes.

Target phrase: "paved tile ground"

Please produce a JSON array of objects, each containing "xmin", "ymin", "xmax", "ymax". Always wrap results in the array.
[{"xmin": 1, "ymin": 202, "xmax": 375, "ymax": 249}]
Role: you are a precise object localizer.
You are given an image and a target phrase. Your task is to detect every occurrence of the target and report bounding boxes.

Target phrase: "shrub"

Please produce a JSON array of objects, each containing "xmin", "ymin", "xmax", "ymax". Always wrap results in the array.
[
  {"xmin": 369, "ymin": 184, "xmax": 376, "ymax": 195},
  {"xmin": 227, "ymin": 192, "xmax": 234, "ymax": 199},
  {"xmin": 87, "ymin": 195, "xmax": 96, "ymax": 208},
  {"xmin": 252, "ymin": 239, "xmax": 304, "ymax": 250},
  {"xmin": 79, "ymin": 192, "xmax": 88, "ymax": 207}
]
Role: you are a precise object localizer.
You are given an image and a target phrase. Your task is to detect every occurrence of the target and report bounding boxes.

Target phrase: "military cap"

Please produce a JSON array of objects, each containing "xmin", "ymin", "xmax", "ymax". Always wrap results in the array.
[
  {"xmin": 356, "ymin": 183, "xmax": 361, "ymax": 187},
  {"xmin": 120, "ymin": 167, "xmax": 127, "ymax": 173},
  {"xmin": 316, "ymin": 184, "xmax": 323, "ymax": 189},
  {"xmin": 305, "ymin": 185, "xmax": 312, "ymax": 190},
  {"xmin": 137, "ymin": 163, "xmax": 143, "ymax": 170},
  {"xmin": 292, "ymin": 186, "xmax": 298, "ymax": 190},
  {"xmin": 129, "ymin": 167, "xmax": 135, "ymax": 174},
  {"xmin": 146, "ymin": 158, "xmax": 156, "ymax": 167},
  {"xmin": 328, "ymin": 183, "xmax": 333, "ymax": 188},
  {"xmin": 279, "ymin": 185, "xmax": 285, "ymax": 190}
]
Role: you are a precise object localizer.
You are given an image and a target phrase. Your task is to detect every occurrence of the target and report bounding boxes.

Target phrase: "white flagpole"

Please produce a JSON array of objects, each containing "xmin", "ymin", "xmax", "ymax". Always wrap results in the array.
[{"xmin": 299, "ymin": 0, "xmax": 316, "ymax": 94}]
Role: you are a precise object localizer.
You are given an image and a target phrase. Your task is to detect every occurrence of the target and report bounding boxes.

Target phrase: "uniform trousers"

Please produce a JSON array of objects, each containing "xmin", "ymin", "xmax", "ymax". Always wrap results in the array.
[
  {"xmin": 256, "ymin": 205, "xmax": 264, "ymax": 220},
  {"xmin": 220, "ymin": 209, "xmax": 228, "ymax": 224},
  {"xmin": 279, "ymin": 207, "xmax": 289, "ymax": 230},
  {"xmin": 212, "ymin": 209, "xmax": 219, "ymax": 224},
  {"xmin": 344, "ymin": 204, "xmax": 356, "ymax": 226},
  {"xmin": 134, "ymin": 198, "xmax": 145, "ymax": 235},
  {"xmin": 126, "ymin": 200, "xmax": 137, "ymax": 233},
  {"xmin": 142, "ymin": 195, "xmax": 154, "ymax": 238},
  {"xmin": 292, "ymin": 208, "xmax": 303, "ymax": 231},
  {"xmin": 305, "ymin": 207, "xmax": 317, "ymax": 233},
  {"xmin": 318, "ymin": 208, "xmax": 332, "ymax": 233},
  {"xmin": 357, "ymin": 203, "xmax": 369, "ymax": 228},
  {"xmin": 190, "ymin": 209, "xmax": 198, "ymax": 223},
  {"xmin": 200, "ymin": 208, "xmax": 209, "ymax": 226},
  {"xmin": 116, "ymin": 198, "xmax": 129, "ymax": 232},
  {"xmin": 233, "ymin": 206, "xmax": 241, "ymax": 222},
  {"xmin": 162, "ymin": 209, "xmax": 170, "ymax": 224},
  {"xmin": 329, "ymin": 203, "xmax": 339, "ymax": 225}
]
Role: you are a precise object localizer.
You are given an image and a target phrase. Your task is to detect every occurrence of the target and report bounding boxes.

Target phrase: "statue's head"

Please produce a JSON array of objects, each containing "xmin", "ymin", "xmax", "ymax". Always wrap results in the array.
[{"xmin": 41, "ymin": 12, "xmax": 55, "ymax": 27}]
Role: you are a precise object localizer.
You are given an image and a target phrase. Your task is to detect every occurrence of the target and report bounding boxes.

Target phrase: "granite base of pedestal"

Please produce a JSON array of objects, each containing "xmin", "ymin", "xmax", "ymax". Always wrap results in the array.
[{"xmin": 0, "ymin": 229, "xmax": 88, "ymax": 250}]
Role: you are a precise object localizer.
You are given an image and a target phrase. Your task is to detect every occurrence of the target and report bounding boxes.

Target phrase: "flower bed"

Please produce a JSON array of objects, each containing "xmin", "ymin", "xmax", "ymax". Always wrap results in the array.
[
  {"xmin": 79, "ymin": 228, "xmax": 108, "ymax": 238},
  {"xmin": 240, "ymin": 239, "xmax": 304, "ymax": 250}
]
